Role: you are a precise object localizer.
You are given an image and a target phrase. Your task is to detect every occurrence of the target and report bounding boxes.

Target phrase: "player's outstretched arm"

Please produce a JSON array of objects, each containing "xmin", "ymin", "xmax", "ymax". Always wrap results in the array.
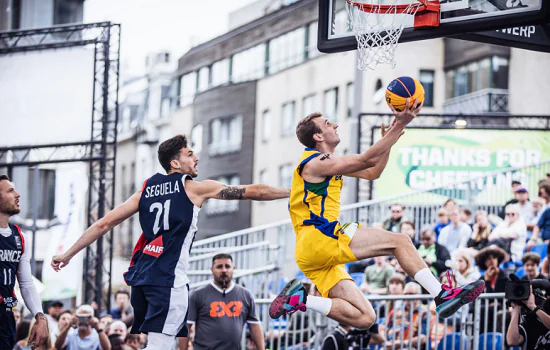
[
  {"xmin": 345, "ymin": 121, "xmax": 400, "ymax": 180},
  {"xmin": 186, "ymin": 179, "xmax": 289, "ymax": 207},
  {"xmin": 51, "ymin": 191, "xmax": 141, "ymax": 272},
  {"xmin": 304, "ymin": 100, "xmax": 421, "ymax": 178}
]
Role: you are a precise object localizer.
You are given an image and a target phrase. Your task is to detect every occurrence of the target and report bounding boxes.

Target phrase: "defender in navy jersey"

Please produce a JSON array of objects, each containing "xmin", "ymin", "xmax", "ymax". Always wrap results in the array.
[
  {"xmin": 51, "ymin": 135, "xmax": 289, "ymax": 349},
  {"xmin": 0, "ymin": 175, "xmax": 49, "ymax": 349}
]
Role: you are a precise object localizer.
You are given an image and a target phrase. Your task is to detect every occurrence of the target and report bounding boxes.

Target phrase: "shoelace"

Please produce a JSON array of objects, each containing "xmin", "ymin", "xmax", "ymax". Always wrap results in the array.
[
  {"xmin": 287, "ymin": 303, "xmax": 306, "ymax": 315},
  {"xmin": 443, "ymin": 270, "xmax": 456, "ymax": 291}
]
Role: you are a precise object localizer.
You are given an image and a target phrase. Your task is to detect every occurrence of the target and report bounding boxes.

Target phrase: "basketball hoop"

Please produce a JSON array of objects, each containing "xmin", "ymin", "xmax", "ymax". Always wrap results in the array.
[{"xmin": 346, "ymin": 0, "xmax": 440, "ymax": 70}]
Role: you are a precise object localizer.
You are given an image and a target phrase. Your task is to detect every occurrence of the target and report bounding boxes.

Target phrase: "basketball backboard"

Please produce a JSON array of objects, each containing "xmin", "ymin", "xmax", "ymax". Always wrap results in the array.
[{"xmin": 318, "ymin": 0, "xmax": 550, "ymax": 53}]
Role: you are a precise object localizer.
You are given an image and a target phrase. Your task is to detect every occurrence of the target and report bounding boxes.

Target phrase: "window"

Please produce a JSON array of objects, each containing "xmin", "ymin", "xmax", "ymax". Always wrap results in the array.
[
  {"xmin": 306, "ymin": 22, "xmax": 320, "ymax": 59},
  {"xmin": 209, "ymin": 115, "xmax": 243, "ymax": 156},
  {"xmin": 302, "ymin": 94, "xmax": 317, "ymax": 117},
  {"xmin": 232, "ymin": 44, "xmax": 266, "ymax": 83},
  {"xmin": 205, "ymin": 175, "xmax": 240, "ymax": 215},
  {"xmin": 180, "ymin": 72, "xmax": 197, "ymax": 106},
  {"xmin": 492, "ymin": 56, "xmax": 509, "ymax": 89},
  {"xmin": 191, "ymin": 124, "xmax": 203, "ymax": 154},
  {"xmin": 279, "ymin": 164, "xmax": 293, "ymax": 188},
  {"xmin": 259, "ymin": 169, "xmax": 268, "ymax": 184},
  {"xmin": 54, "ymin": 0, "xmax": 83, "ymax": 25},
  {"xmin": 419, "ymin": 70, "xmax": 434, "ymax": 107},
  {"xmin": 324, "ymin": 88, "xmax": 338, "ymax": 122},
  {"xmin": 445, "ymin": 55, "xmax": 509, "ymax": 98},
  {"xmin": 268, "ymin": 27, "xmax": 306, "ymax": 74},
  {"xmin": 281, "ymin": 101, "xmax": 296, "ymax": 137},
  {"xmin": 346, "ymin": 83, "xmax": 354, "ymax": 118},
  {"xmin": 262, "ymin": 110, "xmax": 271, "ymax": 142},
  {"xmin": 211, "ymin": 59, "xmax": 230, "ymax": 87},
  {"xmin": 27, "ymin": 169, "xmax": 56, "ymax": 220},
  {"xmin": 197, "ymin": 66, "xmax": 210, "ymax": 92}
]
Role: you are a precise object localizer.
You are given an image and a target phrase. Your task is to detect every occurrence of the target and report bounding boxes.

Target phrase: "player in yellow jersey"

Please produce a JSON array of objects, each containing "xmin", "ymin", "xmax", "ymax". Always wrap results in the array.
[{"xmin": 269, "ymin": 100, "xmax": 485, "ymax": 329}]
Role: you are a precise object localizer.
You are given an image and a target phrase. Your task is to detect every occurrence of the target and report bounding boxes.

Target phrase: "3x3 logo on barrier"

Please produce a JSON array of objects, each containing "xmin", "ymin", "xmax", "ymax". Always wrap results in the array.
[{"xmin": 209, "ymin": 301, "xmax": 243, "ymax": 317}]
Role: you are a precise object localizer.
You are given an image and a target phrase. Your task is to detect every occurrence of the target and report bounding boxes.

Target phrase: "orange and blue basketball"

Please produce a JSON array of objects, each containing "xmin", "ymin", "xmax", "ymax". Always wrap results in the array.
[{"xmin": 385, "ymin": 76, "xmax": 425, "ymax": 111}]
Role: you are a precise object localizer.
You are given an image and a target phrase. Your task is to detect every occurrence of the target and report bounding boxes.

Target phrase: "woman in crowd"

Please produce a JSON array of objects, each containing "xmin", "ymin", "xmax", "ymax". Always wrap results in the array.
[
  {"xmin": 467, "ymin": 210, "xmax": 492, "ymax": 252},
  {"xmin": 13, "ymin": 318, "xmax": 53, "ymax": 350},
  {"xmin": 449, "ymin": 248, "xmax": 480, "ymax": 286},
  {"xmin": 488, "ymin": 204, "xmax": 527, "ymax": 261}
]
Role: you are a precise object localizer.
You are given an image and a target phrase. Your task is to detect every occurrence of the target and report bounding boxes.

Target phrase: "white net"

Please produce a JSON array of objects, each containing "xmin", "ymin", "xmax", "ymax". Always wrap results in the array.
[{"xmin": 346, "ymin": 0, "xmax": 423, "ymax": 70}]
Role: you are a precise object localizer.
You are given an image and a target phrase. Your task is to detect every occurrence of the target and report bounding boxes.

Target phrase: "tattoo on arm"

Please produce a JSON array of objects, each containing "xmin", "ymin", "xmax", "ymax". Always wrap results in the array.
[
  {"xmin": 320, "ymin": 154, "xmax": 331, "ymax": 161},
  {"xmin": 216, "ymin": 186, "xmax": 246, "ymax": 200}
]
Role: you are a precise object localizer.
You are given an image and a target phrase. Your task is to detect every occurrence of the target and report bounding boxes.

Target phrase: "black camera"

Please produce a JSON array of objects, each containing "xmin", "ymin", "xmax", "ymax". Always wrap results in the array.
[
  {"xmin": 505, "ymin": 280, "xmax": 531, "ymax": 301},
  {"xmin": 505, "ymin": 278, "xmax": 550, "ymax": 301},
  {"xmin": 345, "ymin": 324, "xmax": 379, "ymax": 350}
]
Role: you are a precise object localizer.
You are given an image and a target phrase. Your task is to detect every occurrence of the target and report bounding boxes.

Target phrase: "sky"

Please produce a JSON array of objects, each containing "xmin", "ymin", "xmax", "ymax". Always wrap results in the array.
[{"xmin": 84, "ymin": 0, "xmax": 257, "ymax": 77}]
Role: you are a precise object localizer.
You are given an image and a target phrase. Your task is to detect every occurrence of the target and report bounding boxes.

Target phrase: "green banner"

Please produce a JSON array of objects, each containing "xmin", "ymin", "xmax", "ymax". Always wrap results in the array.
[{"xmin": 373, "ymin": 128, "xmax": 550, "ymax": 198}]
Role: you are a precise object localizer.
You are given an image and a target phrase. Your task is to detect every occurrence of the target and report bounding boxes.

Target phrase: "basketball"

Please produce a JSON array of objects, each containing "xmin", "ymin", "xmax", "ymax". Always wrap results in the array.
[{"xmin": 385, "ymin": 76, "xmax": 425, "ymax": 112}]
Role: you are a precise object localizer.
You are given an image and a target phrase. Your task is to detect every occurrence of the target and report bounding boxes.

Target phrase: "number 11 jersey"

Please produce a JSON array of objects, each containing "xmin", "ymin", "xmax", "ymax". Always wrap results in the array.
[{"xmin": 124, "ymin": 173, "xmax": 200, "ymax": 288}]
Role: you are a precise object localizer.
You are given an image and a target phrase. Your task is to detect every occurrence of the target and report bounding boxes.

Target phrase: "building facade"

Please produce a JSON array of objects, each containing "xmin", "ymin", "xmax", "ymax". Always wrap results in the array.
[{"xmin": 0, "ymin": 0, "xmax": 85, "ymax": 31}]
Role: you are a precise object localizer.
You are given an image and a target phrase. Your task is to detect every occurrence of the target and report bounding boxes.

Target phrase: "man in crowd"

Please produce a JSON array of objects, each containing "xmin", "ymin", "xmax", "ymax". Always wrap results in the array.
[
  {"xmin": 438, "ymin": 207, "xmax": 472, "ymax": 252},
  {"xmin": 383, "ymin": 203, "xmax": 409, "ymax": 233},
  {"xmin": 528, "ymin": 205, "xmax": 550, "ymax": 251},
  {"xmin": 527, "ymin": 197, "xmax": 546, "ymax": 240},
  {"xmin": 181, "ymin": 253, "xmax": 264, "ymax": 350},
  {"xmin": 459, "ymin": 208, "xmax": 473, "ymax": 228},
  {"xmin": 108, "ymin": 320, "xmax": 127, "ymax": 337},
  {"xmin": 106, "ymin": 289, "xmax": 133, "ymax": 325},
  {"xmin": 55, "ymin": 304, "xmax": 111, "ymax": 350},
  {"xmin": 521, "ymin": 253, "xmax": 544, "ymax": 281},
  {"xmin": 499, "ymin": 181, "xmax": 522, "ymax": 218},
  {"xmin": 515, "ymin": 187, "xmax": 533, "ymax": 224},
  {"xmin": 417, "ymin": 227, "xmax": 451, "ymax": 278},
  {"xmin": 433, "ymin": 208, "xmax": 450, "ymax": 240},
  {"xmin": 361, "ymin": 256, "xmax": 395, "ymax": 295},
  {"xmin": 45, "ymin": 300, "xmax": 63, "ymax": 344}
]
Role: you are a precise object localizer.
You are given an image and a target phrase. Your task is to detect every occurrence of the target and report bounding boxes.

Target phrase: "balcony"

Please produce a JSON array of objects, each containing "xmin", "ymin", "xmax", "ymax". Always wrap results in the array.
[{"xmin": 443, "ymin": 88, "xmax": 509, "ymax": 114}]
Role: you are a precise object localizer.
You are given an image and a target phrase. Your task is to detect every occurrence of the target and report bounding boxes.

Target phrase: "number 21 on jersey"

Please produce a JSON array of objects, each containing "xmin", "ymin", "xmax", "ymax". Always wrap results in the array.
[{"xmin": 149, "ymin": 200, "xmax": 171, "ymax": 234}]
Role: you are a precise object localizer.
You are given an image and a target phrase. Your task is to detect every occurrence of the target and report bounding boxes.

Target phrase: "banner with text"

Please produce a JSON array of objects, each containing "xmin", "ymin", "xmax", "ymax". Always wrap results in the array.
[{"xmin": 373, "ymin": 129, "xmax": 550, "ymax": 199}]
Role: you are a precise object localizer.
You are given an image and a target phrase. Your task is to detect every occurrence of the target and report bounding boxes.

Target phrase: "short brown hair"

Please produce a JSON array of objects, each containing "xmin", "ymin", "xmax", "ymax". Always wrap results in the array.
[
  {"xmin": 0, "ymin": 175, "xmax": 9, "ymax": 182},
  {"xmin": 400, "ymin": 221, "xmax": 415, "ymax": 230},
  {"xmin": 522, "ymin": 252, "xmax": 541, "ymax": 266},
  {"xmin": 296, "ymin": 112, "xmax": 323, "ymax": 148},
  {"xmin": 157, "ymin": 135, "xmax": 188, "ymax": 173}
]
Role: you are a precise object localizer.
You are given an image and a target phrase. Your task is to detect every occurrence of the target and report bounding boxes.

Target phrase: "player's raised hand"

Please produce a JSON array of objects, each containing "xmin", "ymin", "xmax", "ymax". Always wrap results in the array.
[
  {"xmin": 381, "ymin": 119, "xmax": 404, "ymax": 138},
  {"xmin": 51, "ymin": 253, "xmax": 71, "ymax": 272},
  {"xmin": 389, "ymin": 98, "xmax": 422, "ymax": 126}
]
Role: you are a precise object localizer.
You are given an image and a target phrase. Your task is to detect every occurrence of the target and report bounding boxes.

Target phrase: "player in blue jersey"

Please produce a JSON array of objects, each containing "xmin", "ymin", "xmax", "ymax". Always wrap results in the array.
[
  {"xmin": 0, "ymin": 175, "xmax": 49, "ymax": 349},
  {"xmin": 51, "ymin": 134, "xmax": 289, "ymax": 349}
]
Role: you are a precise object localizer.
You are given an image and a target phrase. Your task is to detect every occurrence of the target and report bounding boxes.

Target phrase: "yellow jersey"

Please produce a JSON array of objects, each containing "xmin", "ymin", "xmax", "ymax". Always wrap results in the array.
[{"xmin": 289, "ymin": 148, "xmax": 343, "ymax": 236}]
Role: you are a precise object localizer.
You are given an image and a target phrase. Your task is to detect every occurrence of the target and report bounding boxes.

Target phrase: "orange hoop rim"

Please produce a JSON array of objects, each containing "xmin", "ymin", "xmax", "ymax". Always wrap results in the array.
[{"xmin": 346, "ymin": 0, "xmax": 429, "ymax": 14}]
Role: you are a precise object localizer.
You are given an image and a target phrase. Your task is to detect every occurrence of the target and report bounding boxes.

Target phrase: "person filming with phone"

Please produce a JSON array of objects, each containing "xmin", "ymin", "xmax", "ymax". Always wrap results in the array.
[
  {"xmin": 506, "ymin": 275, "xmax": 550, "ymax": 349},
  {"xmin": 55, "ymin": 304, "xmax": 111, "ymax": 350}
]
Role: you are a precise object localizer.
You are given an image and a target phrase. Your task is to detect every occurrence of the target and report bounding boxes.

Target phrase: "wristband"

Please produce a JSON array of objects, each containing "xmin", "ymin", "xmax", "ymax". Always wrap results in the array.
[
  {"xmin": 97, "ymin": 328, "xmax": 104, "ymax": 333},
  {"xmin": 529, "ymin": 306, "xmax": 541, "ymax": 318}
]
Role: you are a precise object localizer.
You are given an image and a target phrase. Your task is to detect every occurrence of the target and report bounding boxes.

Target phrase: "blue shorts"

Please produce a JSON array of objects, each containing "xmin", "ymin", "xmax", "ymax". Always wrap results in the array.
[
  {"xmin": 0, "ymin": 308, "xmax": 16, "ymax": 349},
  {"xmin": 130, "ymin": 284, "xmax": 189, "ymax": 337}
]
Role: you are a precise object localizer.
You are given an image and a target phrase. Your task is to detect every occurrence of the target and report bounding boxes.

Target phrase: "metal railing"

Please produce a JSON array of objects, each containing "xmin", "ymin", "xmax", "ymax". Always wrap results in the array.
[
  {"xmin": 443, "ymin": 88, "xmax": 509, "ymax": 114},
  {"xmin": 245, "ymin": 293, "xmax": 511, "ymax": 350},
  {"xmin": 190, "ymin": 160, "xmax": 550, "ymax": 282}
]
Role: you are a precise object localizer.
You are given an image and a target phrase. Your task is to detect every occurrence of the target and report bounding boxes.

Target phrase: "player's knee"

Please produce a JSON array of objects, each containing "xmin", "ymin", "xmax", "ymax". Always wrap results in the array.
[{"xmin": 357, "ymin": 308, "xmax": 376, "ymax": 329}]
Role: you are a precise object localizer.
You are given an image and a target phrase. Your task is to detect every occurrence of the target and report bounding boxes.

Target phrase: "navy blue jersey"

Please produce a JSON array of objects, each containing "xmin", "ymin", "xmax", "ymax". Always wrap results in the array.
[
  {"xmin": 0, "ymin": 224, "xmax": 24, "ymax": 308},
  {"xmin": 124, "ymin": 173, "xmax": 199, "ymax": 288}
]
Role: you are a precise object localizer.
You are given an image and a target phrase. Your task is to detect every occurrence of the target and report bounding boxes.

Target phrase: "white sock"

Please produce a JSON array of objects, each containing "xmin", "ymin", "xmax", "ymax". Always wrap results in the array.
[
  {"xmin": 144, "ymin": 332, "xmax": 175, "ymax": 349},
  {"xmin": 306, "ymin": 295, "xmax": 333, "ymax": 315},
  {"xmin": 414, "ymin": 268, "xmax": 443, "ymax": 298}
]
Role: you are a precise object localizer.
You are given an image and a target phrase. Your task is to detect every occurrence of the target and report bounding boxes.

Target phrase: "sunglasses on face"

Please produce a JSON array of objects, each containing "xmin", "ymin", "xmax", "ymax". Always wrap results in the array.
[{"xmin": 421, "ymin": 237, "xmax": 431, "ymax": 241}]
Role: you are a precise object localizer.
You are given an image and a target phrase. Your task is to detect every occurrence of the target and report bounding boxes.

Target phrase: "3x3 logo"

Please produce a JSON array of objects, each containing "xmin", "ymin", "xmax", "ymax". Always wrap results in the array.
[{"xmin": 209, "ymin": 301, "xmax": 243, "ymax": 317}]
